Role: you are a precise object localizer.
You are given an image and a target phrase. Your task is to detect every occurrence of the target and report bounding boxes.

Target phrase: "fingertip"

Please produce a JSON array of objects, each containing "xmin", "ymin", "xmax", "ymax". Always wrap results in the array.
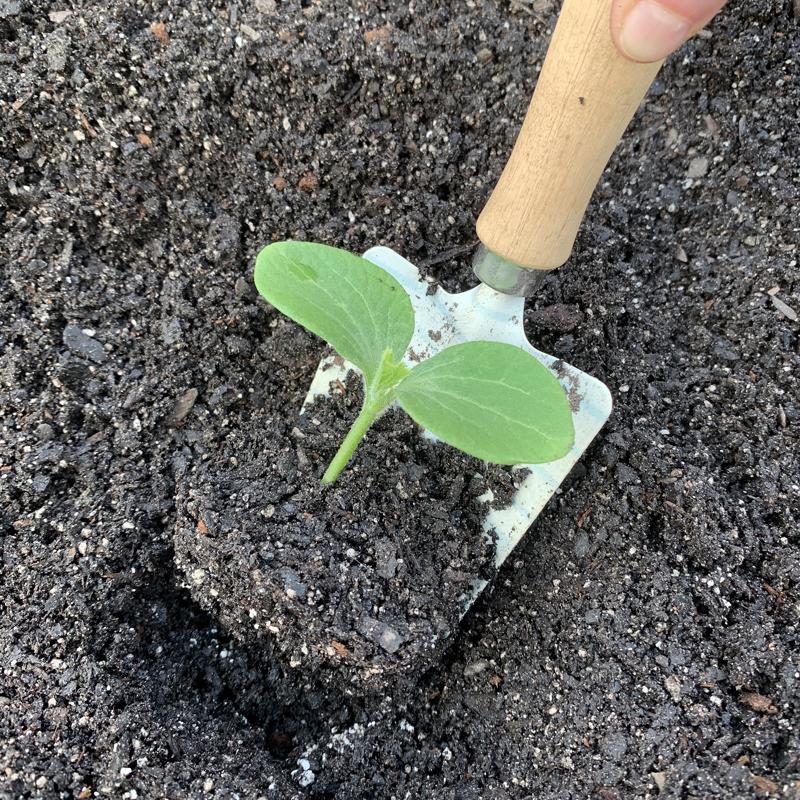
[{"xmin": 611, "ymin": 0, "xmax": 727, "ymax": 64}]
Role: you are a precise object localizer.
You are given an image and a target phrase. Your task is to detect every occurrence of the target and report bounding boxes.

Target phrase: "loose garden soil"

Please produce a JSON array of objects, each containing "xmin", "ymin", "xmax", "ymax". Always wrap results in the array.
[
  {"xmin": 174, "ymin": 369, "xmax": 517, "ymax": 695},
  {"xmin": 1, "ymin": 1, "xmax": 798, "ymax": 798}
]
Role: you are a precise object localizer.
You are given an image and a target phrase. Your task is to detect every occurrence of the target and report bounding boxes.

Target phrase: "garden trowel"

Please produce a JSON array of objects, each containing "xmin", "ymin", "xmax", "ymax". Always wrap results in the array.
[{"xmin": 304, "ymin": 0, "xmax": 663, "ymax": 607}]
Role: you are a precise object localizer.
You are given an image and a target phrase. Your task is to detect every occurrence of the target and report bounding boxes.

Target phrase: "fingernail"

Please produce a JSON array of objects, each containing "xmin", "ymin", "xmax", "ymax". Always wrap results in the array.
[{"xmin": 618, "ymin": 0, "xmax": 691, "ymax": 63}]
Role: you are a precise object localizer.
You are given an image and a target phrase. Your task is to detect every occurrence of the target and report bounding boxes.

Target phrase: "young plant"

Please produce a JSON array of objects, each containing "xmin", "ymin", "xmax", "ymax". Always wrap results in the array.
[{"xmin": 254, "ymin": 241, "xmax": 575, "ymax": 484}]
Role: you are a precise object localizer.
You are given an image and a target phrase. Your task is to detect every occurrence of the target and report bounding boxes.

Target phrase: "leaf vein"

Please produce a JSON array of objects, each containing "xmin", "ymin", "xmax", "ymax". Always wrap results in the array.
[{"xmin": 401, "ymin": 385, "xmax": 563, "ymax": 442}]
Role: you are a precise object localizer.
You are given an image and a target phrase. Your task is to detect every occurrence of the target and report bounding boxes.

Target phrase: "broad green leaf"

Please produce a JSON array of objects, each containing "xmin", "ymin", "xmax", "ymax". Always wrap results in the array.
[
  {"xmin": 254, "ymin": 242, "xmax": 414, "ymax": 383},
  {"xmin": 396, "ymin": 341, "xmax": 574, "ymax": 465}
]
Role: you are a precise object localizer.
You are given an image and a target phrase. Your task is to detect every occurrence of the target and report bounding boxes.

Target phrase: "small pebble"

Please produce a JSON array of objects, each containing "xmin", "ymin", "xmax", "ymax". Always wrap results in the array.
[
  {"xmin": 279, "ymin": 568, "xmax": 307, "ymax": 600},
  {"xmin": 168, "ymin": 388, "xmax": 199, "ymax": 426},
  {"xmin": 35, "ymin": 423, "xmax": 54, "ymax": 441},
  {"xmin": 651, "ymin": 772, "xmax": 668, "ymax": 791},
  {"xmin": 358, "ymin": 616, "xmax": 405, "ymax": 654},
  {"xmin": 463, "ymin": 659, "xmax": 489, "ymax": 677},
  {"xmin": 240, "ymin": 24, "xmax": 260, "ymax": 41},
  {"xmin": 63, "ymin": 325, "xmax": 107, "ymax": 364},
  {"xmin": 601, "ymin": 731, "xmax": 628, "ymax": 761},
  {"xmin": 574, "ymin": 531, "xmax": 590, "ymax": 558},
  {"xmin": 687, "ymin": 156, "xmax": 709, "ymax": 178},
  {"xmin": 295, "ymin": 762, "xmax": 315, "ymax": 787},
  {"xmin": 374, "ymin": 539, "xmax": 398, "ymax": 579},
  {"xmin": 664, "ymin": 675, "xmax": 682, "ymax": 702},
  {"xmin": 46, "ymin": 28, "xmax": 68, "ymax": 72},
  {"xmin": 234, "ymin": 276, "xmax": 250, "ymax": 299}
]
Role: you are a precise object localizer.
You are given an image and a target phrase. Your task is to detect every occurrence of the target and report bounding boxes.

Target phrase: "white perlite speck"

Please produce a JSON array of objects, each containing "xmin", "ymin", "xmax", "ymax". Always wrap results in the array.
[{"xmin": 294, "ymin": 758, "xmax": 315, "ymax": 787}]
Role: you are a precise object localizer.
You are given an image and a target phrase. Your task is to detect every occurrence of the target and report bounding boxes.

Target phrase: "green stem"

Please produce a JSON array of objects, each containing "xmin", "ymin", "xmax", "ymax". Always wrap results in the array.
[
  {"xmin": 322, "ymin": 397, "xmax": 384, "ymax": 484},
  {"xmin": 322, "ymin": 350, "xmax": 410, "ymax": 485}
]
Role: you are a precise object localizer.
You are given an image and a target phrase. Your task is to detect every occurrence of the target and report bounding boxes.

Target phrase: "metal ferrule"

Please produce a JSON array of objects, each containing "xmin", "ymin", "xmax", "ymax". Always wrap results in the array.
[{"xmin": 472, "ymin": 244, "xmax": 548, "ymax": 297}]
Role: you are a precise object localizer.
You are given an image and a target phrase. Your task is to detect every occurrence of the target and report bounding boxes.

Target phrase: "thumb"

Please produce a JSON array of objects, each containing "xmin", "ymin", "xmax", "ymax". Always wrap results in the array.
[{"xmin": 611, "ymin": 0, "xmax": 728, "ymax": 63}]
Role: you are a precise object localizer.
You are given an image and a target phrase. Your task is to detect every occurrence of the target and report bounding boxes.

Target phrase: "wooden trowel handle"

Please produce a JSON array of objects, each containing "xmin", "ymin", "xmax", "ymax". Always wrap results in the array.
[{"xmin": 476, "ymin": 0, "xmax": 662, "ymax": 271}]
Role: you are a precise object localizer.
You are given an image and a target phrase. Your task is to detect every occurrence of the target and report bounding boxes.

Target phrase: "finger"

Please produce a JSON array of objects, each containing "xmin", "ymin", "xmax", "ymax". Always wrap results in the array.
[{"xmin": 610, "ymin": 0, "xmax": 728, "ymax": 64}]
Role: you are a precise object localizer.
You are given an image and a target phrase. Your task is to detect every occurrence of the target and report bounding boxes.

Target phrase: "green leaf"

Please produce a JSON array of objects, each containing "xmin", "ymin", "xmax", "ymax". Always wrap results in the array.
[
  {"xmin": 254, "ymin": 241, "xmax": 575, "ymax": 483},
  {"xmin": 396, "ymin": 341, "xmax": 575, "ymax": 465},
  {"xmin": 254, "ymin": 241, "xmax": 414, "ymax": 383}
]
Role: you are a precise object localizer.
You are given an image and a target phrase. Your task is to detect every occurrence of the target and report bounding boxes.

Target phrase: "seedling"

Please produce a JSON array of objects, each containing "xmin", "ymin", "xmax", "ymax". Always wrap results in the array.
[{"xmin": 254, "ymin": 241, "xmax": 575, "ymax": 484}]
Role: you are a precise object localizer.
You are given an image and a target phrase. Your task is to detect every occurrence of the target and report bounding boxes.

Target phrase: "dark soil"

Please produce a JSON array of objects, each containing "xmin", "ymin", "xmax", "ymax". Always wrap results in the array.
[
  {"xmin": 2, "ymin": 1, "xmax": 798, "ymax": 799},
  {"xmin": 174, "ymin": 370, "xmax": 516, "ymax": 695}
]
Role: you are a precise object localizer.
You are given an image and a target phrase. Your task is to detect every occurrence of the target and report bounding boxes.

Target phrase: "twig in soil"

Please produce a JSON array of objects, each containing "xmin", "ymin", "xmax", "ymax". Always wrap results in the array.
[
  {"xmin": 770, "ymin": 294, "xmax": 798, "ymax": 322},
  {"xmin": 416, "ymin": 243, "xmax": 476, "ymax": 270},
  {"xmin": 12, "ymin": 93, "xmax": 32, "ymax": 112},
  {"xmin": 508, "ymin": 0, "xmax": 548, "ymax": 25}
]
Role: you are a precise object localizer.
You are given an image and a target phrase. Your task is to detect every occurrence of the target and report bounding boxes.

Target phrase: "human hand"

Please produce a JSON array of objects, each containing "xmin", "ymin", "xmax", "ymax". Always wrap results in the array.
[{"xmin": 611, "ymin": 0, "xmax": 728, "ymax": 63}]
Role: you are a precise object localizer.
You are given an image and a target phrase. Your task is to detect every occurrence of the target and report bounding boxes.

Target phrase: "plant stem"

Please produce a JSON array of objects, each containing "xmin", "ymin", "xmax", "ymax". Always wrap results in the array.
[
  {"xmin": 322, "ymin": 398, "xmax": 384, "ymax": 484},
  {"xmin": 322, "ymin": 350, "xmax": 410, "ymax": 485}
]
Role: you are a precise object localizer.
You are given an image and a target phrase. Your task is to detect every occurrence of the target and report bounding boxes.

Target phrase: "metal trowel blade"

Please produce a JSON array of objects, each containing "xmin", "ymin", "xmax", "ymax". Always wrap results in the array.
[{"xmin": 302, "ymin": 246, "xmax": 612, "ymax": 612}]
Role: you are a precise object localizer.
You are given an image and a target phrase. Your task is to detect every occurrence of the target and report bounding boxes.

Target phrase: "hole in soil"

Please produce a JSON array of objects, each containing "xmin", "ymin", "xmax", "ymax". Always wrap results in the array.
[
  {"xmin": 111, "ymin": 694, "xmax": 129, "ymax": 712},
  {"xmin": 317, "ymin": 117, "xmax": 336, "ymax": 136},
  {"xmin": 770, "ymin": 733, "xmax": 791, "ymax": 769},
  {"xmin": 646, "ymin": 512, "xmax": 665, "ymax": 550},
  {"xmin": 117, "ymin": 7, "xmax": 146, "ymax": 37},
  {"xmin": 434, "ymin": 183, "xmax": 452, "ymax": 202},
  {"xmin": 265, "ymin": 729, "xmax": 295, "ymax": 758},
  {"xmin": 762, "ymin": 510, "xmax": 785, "ymax": 529},
  {"xmin": 0, "ymin": 21, "xmax": 17, "ymax": 42}
]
